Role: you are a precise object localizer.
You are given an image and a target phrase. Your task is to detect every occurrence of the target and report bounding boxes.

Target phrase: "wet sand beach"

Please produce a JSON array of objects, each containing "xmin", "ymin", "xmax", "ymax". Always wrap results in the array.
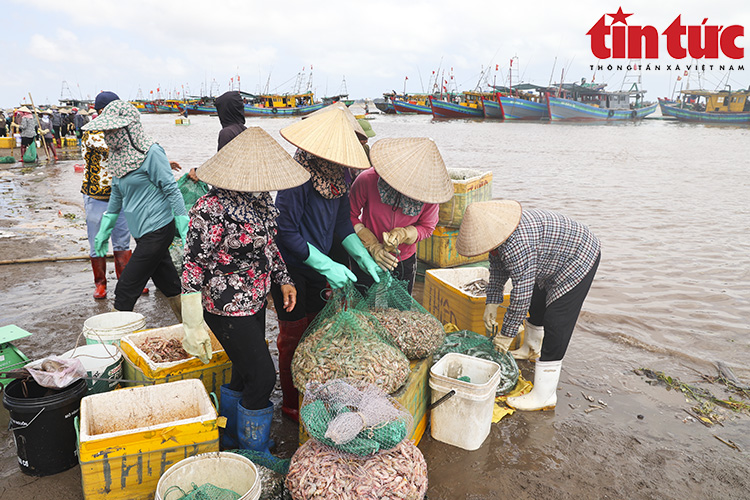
[{"xmin": 1, "ymin": 115, "xmax": 749, "ymax": 499}]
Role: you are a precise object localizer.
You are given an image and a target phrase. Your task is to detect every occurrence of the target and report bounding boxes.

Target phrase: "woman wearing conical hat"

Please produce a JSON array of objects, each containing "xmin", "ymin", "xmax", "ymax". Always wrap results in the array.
[
  {"xmin": 457, "ymin": 201, "xmax": 601, "ymax": 411},
  {"xmin": 180, "ymin": 127, "xmax": 309, "ymax": 453},
  {"xmin": 349, "ymin": 137, "xmax": 453, "ymax": 293},
  {"xmin": 271, "ymin": 106, "xmax": 382, "ymax": 421}
]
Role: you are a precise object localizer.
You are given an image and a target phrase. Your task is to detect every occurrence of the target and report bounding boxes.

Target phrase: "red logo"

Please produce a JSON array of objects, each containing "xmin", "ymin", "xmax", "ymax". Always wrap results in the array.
[{"xmin": 587, "ymin": 7, "xmax": 744, "ymax": 59}]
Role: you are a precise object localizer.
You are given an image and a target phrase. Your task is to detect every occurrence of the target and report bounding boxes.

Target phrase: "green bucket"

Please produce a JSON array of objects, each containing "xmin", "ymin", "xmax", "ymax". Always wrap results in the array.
[{"xmin": 60, "ymin": 344, "xmax": 122, "ymax": 394}]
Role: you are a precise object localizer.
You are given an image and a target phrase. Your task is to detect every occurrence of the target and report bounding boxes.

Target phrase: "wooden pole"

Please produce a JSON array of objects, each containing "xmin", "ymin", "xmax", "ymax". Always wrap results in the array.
[
  {"xmin": 27, "ymin": 93, "xmax": 51, "ymax": 162},
  {"xmin": 0, "ymin": 254, "xmax": 114, "ymax": 266}
]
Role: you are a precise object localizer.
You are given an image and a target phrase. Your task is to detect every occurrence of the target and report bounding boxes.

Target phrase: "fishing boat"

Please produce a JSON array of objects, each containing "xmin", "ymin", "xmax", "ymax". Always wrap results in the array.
[
  {"xmin": 179, "ymin": 97, "xmax": 217, "ymax": 115},
  {"xmin": 495, "ymin": 84, "xmax": 550, "ymax": 120},
  {"xmin": 659, "ymin": 88, "xmax": 750, "ymax": 124},
  {"xmin": 481, "ymin": 97, "xmax": 503, "ymax": 119},
  {"xmin": 429, "ymin": 91, "xmax": 497, "ymax": 119},
  {"xmin": 393, "ymin": 94, "xmax": 434, "ymax": 115},
  {"xmin": 243, "ymin": 91, "xmax": 325, "ymax": 117},
  {"xmin": 546, "ymin": 80, "xmax": 656, "ymax": 121},
  {"xmin": 374, "ymin": 92, "xmax": 399, "ymax": 114}
]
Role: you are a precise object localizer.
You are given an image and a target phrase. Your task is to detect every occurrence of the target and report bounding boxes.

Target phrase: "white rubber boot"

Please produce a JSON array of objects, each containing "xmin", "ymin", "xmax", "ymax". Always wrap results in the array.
[
  {"xmin": 510, "ymin": 322, "xmax": 544, "ymax": 360},
  {"xmin": 506, "ymin": 360, "xmax": 562, "ymax": 411}
]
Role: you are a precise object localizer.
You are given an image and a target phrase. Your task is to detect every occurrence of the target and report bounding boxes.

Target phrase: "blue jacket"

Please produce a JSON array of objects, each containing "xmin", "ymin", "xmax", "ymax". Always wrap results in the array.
[{"xmin": 275, "ymin": 181, "xmax": 354, "ymax": 269}]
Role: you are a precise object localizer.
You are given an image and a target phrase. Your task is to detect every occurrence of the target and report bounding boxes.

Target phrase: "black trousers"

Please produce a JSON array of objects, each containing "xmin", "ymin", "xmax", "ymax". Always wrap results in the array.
[
  {"xmin": 204, "ymin": 308, "xmax": 275, "ymax": 410},
  {"xmin": 529, "ymin": 253, "xmax": 600, "ymax": 362},
  {"xmin": 114, "ymin": 220, "xmax": 181, "ymax": 311},
  {"xmin": 270, "ymin": 264, "xmax": 328, "ymax": 321},
  {"xmin": 352, "ymin": 253, "xmax": 418, "ymax": 295}
]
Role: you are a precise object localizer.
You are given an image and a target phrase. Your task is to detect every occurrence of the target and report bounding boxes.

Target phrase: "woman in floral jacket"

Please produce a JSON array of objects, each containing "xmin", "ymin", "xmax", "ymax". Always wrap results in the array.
[{"xmin": 180, "ymin": 127, "xmax": 310, "ymax": 453}]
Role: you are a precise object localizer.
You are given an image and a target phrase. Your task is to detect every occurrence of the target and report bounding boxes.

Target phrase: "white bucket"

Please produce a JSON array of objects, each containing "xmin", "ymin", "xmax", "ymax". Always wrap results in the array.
[
  {"xmin": 155, "ymin": 452, "xmax": 261, "ymax": 500},
  {"xmin": 60, "ymin": 344, "xmax": 122, "ymax": 394},
  {"xmin": 429, "ymin": 352, "xmax": 501, "ymax": 451},
  {"xmin": 82, "ymin": 311, "xmax": 146, "ymax": 346}
]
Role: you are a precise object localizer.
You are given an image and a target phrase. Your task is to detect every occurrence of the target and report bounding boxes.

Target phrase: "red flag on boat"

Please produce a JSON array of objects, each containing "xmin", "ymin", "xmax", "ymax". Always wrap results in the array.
[
  {"xmin": 509, "ymin": 59, "xmax": 512, "ymax": 67},
  {"xmin": 684, "ymin": 70, "xmax": 688, "ymax": 76},
  {"xmin": 496, "ymin": 64, "xmax": 499, "ymax": 70},
  {"xmin": 405, "ymin": 76, "xmax": 408, "ymax": 80}
]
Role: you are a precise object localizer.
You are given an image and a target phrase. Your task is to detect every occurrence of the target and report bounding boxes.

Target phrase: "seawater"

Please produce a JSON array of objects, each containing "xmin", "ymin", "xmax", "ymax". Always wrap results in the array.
[{"xmin": 145, "ymin": 113, "xmax": 750, "ymax": 376}]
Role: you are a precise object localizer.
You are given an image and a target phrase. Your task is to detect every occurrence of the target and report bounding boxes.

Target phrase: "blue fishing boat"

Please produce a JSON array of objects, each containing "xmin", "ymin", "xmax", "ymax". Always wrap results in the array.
[
  {"xmin": 546, "ymin": 81, "xmax": 656, "ymax": 121},
  {"xmin": 659, "ymin": 89, "xmax": 750, "ymax": 124},
  {"xmin": 495, "ymin": 84, "xmax": 550, "ymax": 120},
  {"xmin": 243, "ymin": 92, "xmax": 324, "ymax": 117},
  {"xmin": 393, "ymin": 95, "xmax": 433, "ymax": 115},
  {"xmin": 481, "ymin": 97, "xmax": 503, "ymax": 119},
  {"xmin": 429, "ymin": 91, "xmax": 495, "ymax": 119}
]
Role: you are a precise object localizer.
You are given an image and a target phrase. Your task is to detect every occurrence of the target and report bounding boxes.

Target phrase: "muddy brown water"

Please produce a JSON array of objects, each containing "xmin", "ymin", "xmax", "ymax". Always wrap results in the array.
[{"xmin": 0, "ymin": 114, "xmax": 748, "ymax": 499}]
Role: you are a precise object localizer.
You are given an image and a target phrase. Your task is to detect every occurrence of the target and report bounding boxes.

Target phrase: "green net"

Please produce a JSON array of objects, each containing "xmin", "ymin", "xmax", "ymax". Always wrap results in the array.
[
  {"xmin": 355, "ymin": 270, "xmax": 445, "ymax": 359},
  {"xmin": 162, "ymin": 482, "xmax": 240, "ymax": 500},
  {"xmin": 225, "ymin": 449, "xmax": 290, "ymax": 476},
  {"xmin": 300, "ymin": 379, "xmax": 411, "ymax": 457},
  {"xmin": 433, "ymin": 330, "xmax": 519, "ymax": 395},
  {"xmin": 22, "ymin": 142, "xmax": 37, "ymax": 163},
  {"xmin": 0, "ymin": 156, "xmax": 16, "ymax": 164},
  {"xmin": 291, "ymin": 284, "xmax": 410, "ymax": 395}
]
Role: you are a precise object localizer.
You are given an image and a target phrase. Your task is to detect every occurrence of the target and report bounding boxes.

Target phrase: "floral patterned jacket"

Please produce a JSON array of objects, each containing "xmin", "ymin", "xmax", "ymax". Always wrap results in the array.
[{"xmin": 182, "ymin": 189, "xmax": 294, "ymax": 317}]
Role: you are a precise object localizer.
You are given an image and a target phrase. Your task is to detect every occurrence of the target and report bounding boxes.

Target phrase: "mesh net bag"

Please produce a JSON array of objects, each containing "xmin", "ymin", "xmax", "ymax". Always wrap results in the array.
[
  {"xmin": 226, "ymin": 449, "xmax": 290, "ymax": 476},
  {"xmin": 292, "ymin": 285, "xmax": 410, "ymax": 395},
  {"xmin": 356, "ymin": 270, "xmax": 445, "ymax": 359},
  {"xmin": 285, "ymin": 439, "xmax": 427, "ymax": 500},
  {"xmin": 433, "ymin": 329, "xmax": 520, "ymax": 395},
  {"xmin": 161, "ymin": 482, "xmax": 241, "ymax": 500},
  {"xmin": 170, "ymin": 173, "xmax": 210, "ymax": 273},
  {"xmin": 300, "ymin": 379, "xmax": 412, "ymax": 457}
]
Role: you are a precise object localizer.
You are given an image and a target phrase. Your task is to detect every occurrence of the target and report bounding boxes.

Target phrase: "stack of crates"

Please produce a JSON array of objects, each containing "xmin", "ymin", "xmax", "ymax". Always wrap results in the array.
[
  {"xmin": 417, "ymin": 168, "xmax": 492, "ymax": 268},
  {"xmin": 119, "ymin": 324, "xmax": 232, "ymax": 406},
  {"xmin": 78, "ymin": 379, "xmax": 219, "ymax": 500}
]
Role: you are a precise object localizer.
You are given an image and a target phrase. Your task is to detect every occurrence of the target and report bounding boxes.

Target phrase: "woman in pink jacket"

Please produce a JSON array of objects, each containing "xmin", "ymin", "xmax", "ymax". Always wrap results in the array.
[{"xmin": 349, "ymin": 137, "xmax": 453, "ymax": 293}]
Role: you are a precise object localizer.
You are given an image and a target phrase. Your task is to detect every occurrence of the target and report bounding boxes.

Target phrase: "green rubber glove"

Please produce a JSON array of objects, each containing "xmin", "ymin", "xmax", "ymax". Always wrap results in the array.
[
  {"xmin": 175, "ymin": 215, "xmax": 190, "ymax": 246},
  {"xmin": 94, "ymin": 212, "xmax": 119, "ymax": 257},
  {"xmin": 181, "ymin": 292, "xmax": 212, "ymax": 364},
  {"xmin": 342, "ymin": 233, "xmax": 381, "ymax": 283},
  {"xmin": 303, "ymin": 243, "xmax": 357, "ymax": 289}
]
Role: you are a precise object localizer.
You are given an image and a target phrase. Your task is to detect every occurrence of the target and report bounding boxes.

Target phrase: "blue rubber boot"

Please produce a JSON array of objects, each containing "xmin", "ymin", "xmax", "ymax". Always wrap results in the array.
[
  {"xmin": 220, "ymin": 384, "xmax": 241, "ymax": 449},
  {"xmin": 237, "ymin": 401, "xmax": 274, "ymax": 454}
]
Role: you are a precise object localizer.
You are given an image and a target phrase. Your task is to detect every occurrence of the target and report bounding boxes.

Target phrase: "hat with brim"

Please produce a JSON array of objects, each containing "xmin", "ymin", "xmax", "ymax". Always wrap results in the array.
[
  {"xmin": 82, "ymin": 100, "xmax": 139, "ymax": 131},
  {"xmin": 370, "ymin": 137, "xmax": 454, "ymax": 204},
  {"xmin": 78, "ymin": 109, "xmax": 88, "ymax": 116},
  {"xmin": 18, "ymin": 106, "xmax": 31, "ymax": 113},
  {"xmin": 357, "ymin": 118, "xmax": 375, "ymax": 138},
  {"xmin": 197, "ymin": 126, "xmax": 311, "ymax": 192},
  {"xmin": 280, "ymin": 107, "xmax": 370, "ymax": 170},
  {"xmin": 305, "ymin": 102, "xmax": 369, "ymax": 140},
  {"xmin": 456, "ymin": 200, "xmax": 523, "ymax": 257}
]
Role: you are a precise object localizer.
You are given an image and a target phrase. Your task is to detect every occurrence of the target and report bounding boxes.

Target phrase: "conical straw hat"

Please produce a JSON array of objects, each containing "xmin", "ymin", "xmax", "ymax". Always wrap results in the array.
[
  {"xmin": 17, "ymin": 106, "xmax": 31, "ymax": 113},
  {"xmin": 456, "ymin": 200, "xmax": 523, "ymax": 257},
  {"xmin": 370, "ymin": 137, "xmax": 453, "ymax": 204},
  {"xmin": 306, "ymin": 102, "xmax": 368, "ymax": 139},
  {"xmin": 280, "ymin": 107, "xmax": 370, "ymax": 170},
  {"xmin": 197, "ymin": 126, "xmax": 311, "ymax": 192}
]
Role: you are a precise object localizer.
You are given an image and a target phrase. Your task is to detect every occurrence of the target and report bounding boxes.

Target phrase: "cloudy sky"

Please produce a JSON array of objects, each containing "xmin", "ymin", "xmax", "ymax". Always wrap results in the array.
[{"xmin": 4, "ymin": 0, "xmax": 748, "ymax": 108}]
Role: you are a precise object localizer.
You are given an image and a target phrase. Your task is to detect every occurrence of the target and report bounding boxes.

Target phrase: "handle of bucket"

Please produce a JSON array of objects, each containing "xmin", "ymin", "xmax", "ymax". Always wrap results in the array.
[
  {"xmin": 74, "ymin": 416, "xmax": 80, "ymax": 445},
  {"xmin": 209, "ymin": 391, "xmax": 218, "ymax": 411},
  {"xmin": 7, "ymin": 407, "xmax": 45, "ymax": 431},
  {"xmin": 428, "ymin": 389, "xmax": 456, "ymax": 410}
]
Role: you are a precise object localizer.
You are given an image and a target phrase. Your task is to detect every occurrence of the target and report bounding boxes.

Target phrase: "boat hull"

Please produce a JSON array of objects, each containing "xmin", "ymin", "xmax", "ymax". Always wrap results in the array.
[
  {"xmin": 180, "ymin": 104, "xmax": 217, "ymax": 115},
  {"xmin": 430, "ymin": 99, "xmax": 484, "ymax": 119},
  {"xmin": 482, "ymin": 99, "xmax": 503, "ymax": 119},
  {"xmin": 659, "ymin": 101, "xmax": 750, "ymax": 123},
  {"xmin": 393, "ymin": 100, "xmax": 431, "ymax": 115},
  {"xmin": 498, "ymin": 96, "xmax": 548, "ymax": 120},
  {"xmin": 243, "ymin": 102, "xmax": 325, "ymax": 116},
  {"xmin": 547, "ymin": 96, "xmax": 656, "ymax": 120}
]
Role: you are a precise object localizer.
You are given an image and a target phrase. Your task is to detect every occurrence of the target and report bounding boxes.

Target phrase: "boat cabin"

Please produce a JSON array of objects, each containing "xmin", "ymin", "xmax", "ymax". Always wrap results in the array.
[
  {"xmin": 256, "ymin": 92, "xmax": 315, "ymax": 109},
  {"xmin": 678, "ymin": 90, "xmax": 750, "ymax": 113}
]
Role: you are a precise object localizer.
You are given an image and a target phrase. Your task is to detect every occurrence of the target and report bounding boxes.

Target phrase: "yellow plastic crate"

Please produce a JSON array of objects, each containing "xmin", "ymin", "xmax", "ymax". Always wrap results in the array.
[
  {"xmin": 439, "ymin": 169, "xmax": 493, "ymax": 228},
  {"xmin": 120, "ymin": 324, "xmax": 232, "ymax": 405},
  {"xmin": 299, "ymin": 356, "xmax": 432, "ymax": 446},
  {"xmin": 0, "ymin": 137, "xmax": 15, "ymax": 149},
  {"xmin": 424, "ymin": 267, "xmax": 522, "ymax": 347},
  {"xmin": 417, "ymin": 226, "xmax": 488, "ymax": 268},
  {"xmin": 78, "ymin": 379, "xmax": 219, "ymax": 500}
]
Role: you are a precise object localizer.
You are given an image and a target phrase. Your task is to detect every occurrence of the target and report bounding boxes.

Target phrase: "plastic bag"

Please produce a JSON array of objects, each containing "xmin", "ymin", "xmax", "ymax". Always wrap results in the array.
[
  {"xmin": 24, "ymin": 356, "xmax": 87, "ymax": 389},
  {"xmin": 22, "ymin": 141, "xmax": 37, "ymax": 163},
  {"xmin": 177, "ymin": 173, "xmax": 209, "ymax": 212}
]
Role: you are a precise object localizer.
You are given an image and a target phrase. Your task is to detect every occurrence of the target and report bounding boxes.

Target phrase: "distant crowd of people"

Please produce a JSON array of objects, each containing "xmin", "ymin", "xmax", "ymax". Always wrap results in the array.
[{"xmin": 1, "ymin": 106, "xmax": 96, "ymax": 159}]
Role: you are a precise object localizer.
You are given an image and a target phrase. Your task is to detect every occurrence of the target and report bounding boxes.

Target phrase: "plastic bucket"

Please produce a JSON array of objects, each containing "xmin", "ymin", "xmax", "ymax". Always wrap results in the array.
[
  {"xmin": 82, "ymin": 311, "xmax": 146, "ymax": 346},
  {"xmin": 2, "ymin": 378, "xmax": 87, "ymax": 476},
  {"xmin": 155, "ymin": 451, "xmax": 261, "ymax": 500},
  {"xmin": 60, "ymin": 344, "xmax": 122, "ymax": 394},
  {"xmin": 429, "ymin": 352, "xmax": 501, "ymax": 451}
]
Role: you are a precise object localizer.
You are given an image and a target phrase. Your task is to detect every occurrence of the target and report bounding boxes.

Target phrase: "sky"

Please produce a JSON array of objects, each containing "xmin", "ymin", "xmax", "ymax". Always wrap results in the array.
[{"xmin": 3, "ymin": 0, "xmax": 748, "ymax": 108}]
